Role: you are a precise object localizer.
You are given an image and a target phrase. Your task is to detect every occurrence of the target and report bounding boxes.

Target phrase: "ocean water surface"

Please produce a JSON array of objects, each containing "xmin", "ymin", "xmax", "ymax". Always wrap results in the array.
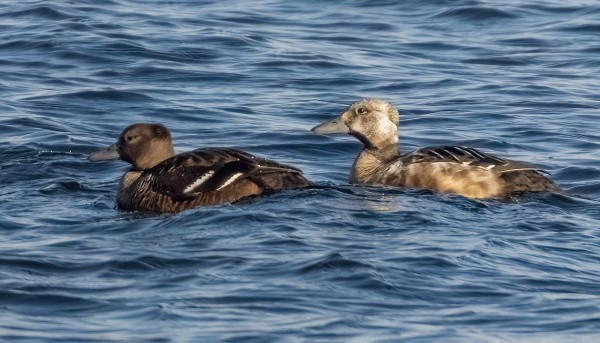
[{"xmin": 1, "ymin": 0, "xmax": 599, "ymax": 341}]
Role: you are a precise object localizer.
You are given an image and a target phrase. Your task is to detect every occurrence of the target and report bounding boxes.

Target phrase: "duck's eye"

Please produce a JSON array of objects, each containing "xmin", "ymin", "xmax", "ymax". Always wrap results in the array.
[
  {"xmin": 356, "ymin": 107, "xmax": 368, "ymax": 115},
  {"xmin": 126, "ymin": 136, "xmax": 133, "ymax": 142}
]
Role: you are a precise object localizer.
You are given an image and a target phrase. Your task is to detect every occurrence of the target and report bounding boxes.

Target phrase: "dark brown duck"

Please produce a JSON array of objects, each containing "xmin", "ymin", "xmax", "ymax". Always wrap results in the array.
[
  {"xmin": 90, "ymin": 123, "xmax": 312, "ymax": 213},
  {"xmin": 312, "ymin": 98, "xmax": 562, "ymax": 199}
]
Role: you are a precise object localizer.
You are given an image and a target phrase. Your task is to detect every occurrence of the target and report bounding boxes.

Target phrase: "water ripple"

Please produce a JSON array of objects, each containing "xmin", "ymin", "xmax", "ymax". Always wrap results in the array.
[
  {"xmin": 432, "ymin": 6, "xmax": 518, "ymax": 21},
  {"xmin": 0, "ymin": 0, "xmax": 599, "ymax": 341}
]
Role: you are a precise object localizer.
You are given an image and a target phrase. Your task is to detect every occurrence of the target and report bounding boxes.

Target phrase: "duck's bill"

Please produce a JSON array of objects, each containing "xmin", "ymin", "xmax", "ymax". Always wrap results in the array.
[
  {"xmin": 311, "ymin": 115, "xmax": 349, "ymax": 134},
  {"xmin": 89, "ymin": 143, "xmax": 119, "ymax": 161}
]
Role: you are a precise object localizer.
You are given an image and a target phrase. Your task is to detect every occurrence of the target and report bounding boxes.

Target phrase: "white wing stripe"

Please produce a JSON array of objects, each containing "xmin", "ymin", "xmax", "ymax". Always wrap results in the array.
[
  {"xmin": 464, "ymin": 147, "xmax": 485, "ymax": 159},
  {"xmin": 183, "ymin": 171, "xmax": 215, "ymax": 193},
  {"xmin": 428, "ymin": 150, "xmax": 445, "ymax": 159},
  {"xmin": 455, "ymin": 146, "xmax": 469, "ymax": 156},
  {"xmin": 216, "ymin": 173, "xmax": 243, "ymax": 190},
  {"xmin": 441, "ymin": 148, "xmax": 459, "ymax": 161}
]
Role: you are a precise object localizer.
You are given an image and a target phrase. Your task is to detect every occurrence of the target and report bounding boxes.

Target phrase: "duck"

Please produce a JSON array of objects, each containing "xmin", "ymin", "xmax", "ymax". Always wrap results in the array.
[
  {"xmin": 89, "ymin": 123, "xmax": 312, "ymax": 213},
  {"xmin": 312, "ymin": 98, "xmax": 562, "ymax": 199}
]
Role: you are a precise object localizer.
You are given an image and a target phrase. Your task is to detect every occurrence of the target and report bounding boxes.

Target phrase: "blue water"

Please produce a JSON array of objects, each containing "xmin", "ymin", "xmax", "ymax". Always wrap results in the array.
[{"xmin": 1, "ymin": 0, "xmax": 599, "ymax": 341}]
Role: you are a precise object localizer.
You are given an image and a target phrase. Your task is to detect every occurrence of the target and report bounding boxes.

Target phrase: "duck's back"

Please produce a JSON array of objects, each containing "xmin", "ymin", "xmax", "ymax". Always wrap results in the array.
[
  {"xmin": 117, "ymin": 148, "xmax": 311, "ymax": 213},
  {"xmin": 497, "ymin": 169, "xmax": 561, "ymax": 195},
  {"xmin": 358, "ymin": 146, "xmax": 561, "ymax": 199},
  {"xmin": 406, "ymin": 146, "xmax": 562, "ymax": 198}
]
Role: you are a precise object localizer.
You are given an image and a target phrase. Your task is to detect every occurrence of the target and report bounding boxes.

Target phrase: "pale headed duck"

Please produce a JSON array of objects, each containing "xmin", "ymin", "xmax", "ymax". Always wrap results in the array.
[
  {"xmin": 90, "ymin": 123, "xmax": 312, "ymax": 213},
  {"xmin": 312, "ymin": 99, "xmax": 562, "ymax": 199}
]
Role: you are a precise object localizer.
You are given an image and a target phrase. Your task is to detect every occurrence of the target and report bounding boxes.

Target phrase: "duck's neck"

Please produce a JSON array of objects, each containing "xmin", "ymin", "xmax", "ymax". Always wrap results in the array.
[
  {"xmin": 132, "ymin": 143, "xmax": 176, "ymax": 171},
  {"xmin": 350, "ymin": 141, "xmax": 400, "ymax": 183}
]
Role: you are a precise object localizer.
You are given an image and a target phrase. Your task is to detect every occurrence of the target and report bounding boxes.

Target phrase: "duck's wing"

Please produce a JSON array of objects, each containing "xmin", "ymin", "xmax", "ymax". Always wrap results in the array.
[
  {"xmin": 143, "ymin": 148, "xmax": 306, "ymax": 201},
  {"xmin": 404, "ymin": 146, "xmax": 543, "ymax": 174}
]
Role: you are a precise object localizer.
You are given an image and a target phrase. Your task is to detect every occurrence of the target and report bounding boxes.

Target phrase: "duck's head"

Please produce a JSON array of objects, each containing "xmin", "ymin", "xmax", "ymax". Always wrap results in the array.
[
  {"xmin": 312, "ymin": 99, "xmax": 399, "ymax": 149},
  {"xmin": 89, "ymin": 123, "xmax": 176, "ymax": 170}
]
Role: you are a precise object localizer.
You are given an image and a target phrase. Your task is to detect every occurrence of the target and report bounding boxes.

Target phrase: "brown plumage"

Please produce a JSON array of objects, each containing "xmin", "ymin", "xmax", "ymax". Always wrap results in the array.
[
  {"xmin": 90, "ymin": 123, "xmax": 312, "ymax": 213},
  {"xmin": 312, "ymin": 98, "xmax": 562, "ymax": 199}
]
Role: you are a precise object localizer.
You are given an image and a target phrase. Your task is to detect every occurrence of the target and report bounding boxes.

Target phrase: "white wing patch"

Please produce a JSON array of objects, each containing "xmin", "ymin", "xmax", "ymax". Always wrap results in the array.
[
  {"xmin": 183, "ymin": 171, "xmax": 215, "ymax": 193},
  {"xmin": 216, "ymin": 172, "xmax": 243, "ymax": 191},
  {"xmin": 461, "ymin": 161, "xmax": 495, "ymax": 170}
]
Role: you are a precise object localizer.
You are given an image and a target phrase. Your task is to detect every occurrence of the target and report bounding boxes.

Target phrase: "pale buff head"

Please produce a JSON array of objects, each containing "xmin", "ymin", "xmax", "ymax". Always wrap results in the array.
[{"xmin": 312, "ymin": 98, "xmax": 399, "ymax": 149}]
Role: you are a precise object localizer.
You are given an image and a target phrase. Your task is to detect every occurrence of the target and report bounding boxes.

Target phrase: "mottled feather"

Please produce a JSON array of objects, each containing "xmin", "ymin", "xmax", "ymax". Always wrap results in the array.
[
  {"xmin": 143, "ymin": 148, "xmax": 304, "ymax": 201},
  {"xmin": 90, "ymin": 125, "xmax": 312, "ymax": 213},
  {"xmin": 312, "ymin": 99, "xmax": 563, "ymax": 199},
  {"xmin": 405, "ymin": 146, "xmax": 540, "ymax": 174}
]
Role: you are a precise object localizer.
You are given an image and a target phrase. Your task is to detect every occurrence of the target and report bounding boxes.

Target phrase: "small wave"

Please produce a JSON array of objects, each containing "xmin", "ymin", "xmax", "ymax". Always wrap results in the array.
[
  {"xmin": 98, "ymin": 42, "xmax": 220, "ymax": 64},
  {"xmin": 102, "ymin": 254, "xmax": 247, "ymax": 276},
  {"xmin": 0, "ymin": 256, "xmax": 109, "ymax": 274},
  {"xmin": 0, "ymin": 289, "xmax": 106, "ymax": 313},
  {"xmin": 298, "ymin": 253, "xmax": 375, "ymax": 274},
  {"xmin": 0, "ymin": 5, "xmax": 82, "ymax": 21},
  {"xmin": 463, "ymin": 57, "xmax": 528, "ymax": 66},
  {"xmin": 555, "ymin": 167, "xmax": 600, "ymax": 182},
  {"xmin": 39, "ymin": 180, "xmax": 87, "ymax": 194},
  {"xmin": 555, "ymin": 23, "xmax": 600, "ymax": 34},
  {"xmin": 506, "ymin": 101, "xmax": 596, "ymax": 109},
  {"xmin": 25, "ymin": 89, "xmax": 156, "ymax": 102},
  {"xmin": 0, "ymin": 39, "xmax": 56, "ymax": 52},
  {"xmin": 497, "ymin": 37, "xmax": 549, "ymax": 47},
  {"xmin": 432, "ymin": 7, "xmax": 518, "ymax": 21}
]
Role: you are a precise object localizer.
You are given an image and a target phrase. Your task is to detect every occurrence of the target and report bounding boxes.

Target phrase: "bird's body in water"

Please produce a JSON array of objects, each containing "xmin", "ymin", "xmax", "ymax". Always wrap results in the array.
[
  {"xmin": 90, "ymin": 123, "xmax": 312, "ymax": 213},
  {"xmin": 312, "ymin": 98, "xmax": 562, "ymax": 199}
]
